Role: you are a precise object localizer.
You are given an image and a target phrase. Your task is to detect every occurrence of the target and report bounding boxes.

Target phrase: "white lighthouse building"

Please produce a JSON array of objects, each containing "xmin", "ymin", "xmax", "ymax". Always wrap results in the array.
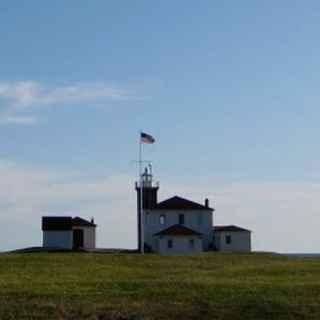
[{"xmin": 135, "ymin": 167, "xmax": 252, "ymax": 255}]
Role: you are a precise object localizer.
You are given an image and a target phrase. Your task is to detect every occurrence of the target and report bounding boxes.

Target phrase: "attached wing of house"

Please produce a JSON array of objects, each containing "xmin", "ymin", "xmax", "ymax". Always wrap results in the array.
[{"xmin": 144, "ymin": 196, "xmax": 214, "ymax": 254}]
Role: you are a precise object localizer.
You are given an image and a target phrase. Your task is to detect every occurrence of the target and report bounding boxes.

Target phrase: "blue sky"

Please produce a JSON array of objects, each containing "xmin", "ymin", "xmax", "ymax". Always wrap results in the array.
[{"xmin": 1, "ymin": 1, "xmax": 320, "ymax": 252}]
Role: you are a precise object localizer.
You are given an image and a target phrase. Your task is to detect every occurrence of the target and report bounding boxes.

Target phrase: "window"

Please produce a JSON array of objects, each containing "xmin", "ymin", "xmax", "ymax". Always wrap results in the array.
[
  {"xmin": 189, "ymin": 239, "xmax": 195, "ymax": 248},
  {"xmin": 159, "ymin": 214, "xmax": 166, "ymax": 225},
  {"xmin": 168, "ymin": 239, "xmax": 173, "ymax": 249},
  {"xmin": 178, "ymin": 214, "xmax": 185, "ymax": 225},
  {"xmin": 226, "ymin": 235, "xmax": 232, "ymax": 245}
]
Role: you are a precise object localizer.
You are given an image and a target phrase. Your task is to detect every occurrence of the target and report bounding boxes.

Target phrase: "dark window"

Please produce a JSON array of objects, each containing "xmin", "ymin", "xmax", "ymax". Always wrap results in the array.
[
  {"xmin": 160, "ymin": 214, "xmax": 166, "ymax": 225},
  {"xmin": 189, "ymin": 239, "xmax": 194, "ymax": 248},
  {"xmin": 178, "ymin": 214, "xmax": 185, "ymax": 225},
  {"xmin": 168, "ymin": 239, "xmax": 173, "ymax": 249},
  {"xmin": 226, "ymin": 235, "xmax": 232, "ymax": 245}
]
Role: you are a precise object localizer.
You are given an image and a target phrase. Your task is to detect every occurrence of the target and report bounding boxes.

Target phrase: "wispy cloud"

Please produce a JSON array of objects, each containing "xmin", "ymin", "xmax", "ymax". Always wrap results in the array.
[
  {"xmin": 0, "ymin": 81, "xmax": 40, "ymax": 107},
  {"xmin": 1, "ymin": 115, "xmax": 37, "ymax": 125},
  {"xmin": 0, "ymin": 81, "xmax": 131, "ymax": 124}
]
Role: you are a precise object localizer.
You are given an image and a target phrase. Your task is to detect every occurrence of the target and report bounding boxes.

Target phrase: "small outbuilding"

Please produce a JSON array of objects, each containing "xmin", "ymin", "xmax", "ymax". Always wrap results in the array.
[
  {"xmin": 153, "ymin": 224, "xmax": 203, "ymax": 255},
  {"xmin": 213, "ymin": 225, "xmax": 251, "ymax": 252},
  {"xmin": 42, "ymin": 216, "xmax": 97, "ymax": 250}
]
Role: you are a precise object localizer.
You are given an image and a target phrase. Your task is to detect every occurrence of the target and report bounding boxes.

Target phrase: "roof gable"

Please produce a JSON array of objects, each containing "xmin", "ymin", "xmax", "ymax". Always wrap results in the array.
[
  {"xmin": 214, "ymin": 225, "xmax": 251, "ymax": 232},
  {"xmin": 155, "ymin": 196, "xmax": 213, "ymax": 211},
  {"xmin": 154, "ymin": 224, "xmax": 202, "ymax": 236},
  {"xmin": 72, "ymin": 217, "xmax": 96, "ymax": 227}
]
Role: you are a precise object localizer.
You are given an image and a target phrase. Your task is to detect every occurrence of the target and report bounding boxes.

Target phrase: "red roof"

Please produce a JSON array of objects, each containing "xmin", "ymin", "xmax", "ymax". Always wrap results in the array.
[
  {"xmin": 155, "ymin": 196, "xmax": 214, "ymax": 211},
  {"xmin": 154, "ymin": 224, "xmax": 202, "ymax": 236},
  {"xmin": 214, "ymin": 225, "xmax": 251, "ymax": 232}
]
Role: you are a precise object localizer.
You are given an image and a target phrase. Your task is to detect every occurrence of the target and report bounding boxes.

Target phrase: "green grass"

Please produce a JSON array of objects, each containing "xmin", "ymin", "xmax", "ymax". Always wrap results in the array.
[{"xmin": 0, "ymin": 252, "xmax": 320, "ymax": 319}]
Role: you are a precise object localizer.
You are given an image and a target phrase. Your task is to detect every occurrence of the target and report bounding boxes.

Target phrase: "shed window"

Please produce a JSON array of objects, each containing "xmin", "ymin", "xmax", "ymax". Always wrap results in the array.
[
  {"xmin": 189, "ymin": 239, "xmax": 195, "ymax": 248},
  {"xmin": 168, "ymin": 239, "xmax": 173, "ymax": 249},
  {"xmin": 159, "ymin": 214, "xmax": 166, "ymax": 225},
  {"xmin": 226, "ymin": 235, "xmax": 232, "ymax": 245},
  {"xmin": 178, "ymin": 214, "xmax": 185, "ymax": 225}
]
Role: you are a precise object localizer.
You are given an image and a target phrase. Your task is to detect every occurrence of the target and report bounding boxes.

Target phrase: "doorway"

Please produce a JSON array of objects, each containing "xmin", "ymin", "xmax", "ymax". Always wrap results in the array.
[{"xmin": 73, "ymin": 229, "xmax": 84, "ymax": 249}]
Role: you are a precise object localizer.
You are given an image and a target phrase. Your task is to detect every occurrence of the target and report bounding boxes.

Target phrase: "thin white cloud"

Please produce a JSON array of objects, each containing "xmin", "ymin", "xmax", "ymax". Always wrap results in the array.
[
  {"xmin": 0, "ymin": 81, "xmax": 39, "ymax": 107},
  {"xmin": 0, "ymin": 81, "xmax": 132, "ymax": 125},
  {"xmin": 1, "ymin": 115, "xmax": 37, "ymax": 125},
  {"xmin": 42, "ymin": 83, "xmax": 129, "ymax": 105}
]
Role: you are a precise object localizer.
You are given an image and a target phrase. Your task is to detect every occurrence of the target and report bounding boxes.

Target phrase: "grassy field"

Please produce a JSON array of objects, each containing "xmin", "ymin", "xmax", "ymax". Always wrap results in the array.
[{"xmin": 0, "ymin": 252, "xmax": 320, "ymax": 319}]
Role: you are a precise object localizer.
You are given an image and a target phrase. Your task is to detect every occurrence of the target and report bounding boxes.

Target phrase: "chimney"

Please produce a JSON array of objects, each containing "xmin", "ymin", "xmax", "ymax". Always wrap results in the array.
[
  {"xmin": 91, "ymin": 217, "xmax": 94, "ymax": 224},
  {"xmin": 205, "ymin": 198, "xmax": 209, "ymax": 208}
]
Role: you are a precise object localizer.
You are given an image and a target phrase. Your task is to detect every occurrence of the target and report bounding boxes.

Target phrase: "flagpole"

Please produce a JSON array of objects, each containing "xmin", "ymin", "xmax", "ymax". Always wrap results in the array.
[{"xmin": 139, "ymin": 132, "xmax": 144, "ymax": 254}]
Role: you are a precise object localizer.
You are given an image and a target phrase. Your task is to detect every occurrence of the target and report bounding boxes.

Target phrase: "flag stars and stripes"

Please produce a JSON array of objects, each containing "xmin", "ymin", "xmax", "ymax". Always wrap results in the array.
[{"xmin": 141, "ymin": 132, "xmax": 155, "ymax": 144}]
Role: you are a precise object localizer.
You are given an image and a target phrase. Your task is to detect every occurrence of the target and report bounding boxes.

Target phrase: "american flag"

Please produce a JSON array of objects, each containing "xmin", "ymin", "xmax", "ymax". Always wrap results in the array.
[{"xmin": 140, "ymin": 132, "xmax": 155, "ymax": 144}]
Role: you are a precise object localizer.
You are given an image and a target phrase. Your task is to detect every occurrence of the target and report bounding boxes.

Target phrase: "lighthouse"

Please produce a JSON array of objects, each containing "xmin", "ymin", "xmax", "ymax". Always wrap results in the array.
[{"xmin": 135, "ymin": 166, "xmax": 159, "ymax": 252}]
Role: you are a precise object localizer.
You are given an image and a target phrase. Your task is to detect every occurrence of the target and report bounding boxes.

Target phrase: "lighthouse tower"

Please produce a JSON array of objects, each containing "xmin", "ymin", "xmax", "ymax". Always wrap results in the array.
[{"xmin": 135, "ymin": 166, "xmax": 159, "ymax": 252}]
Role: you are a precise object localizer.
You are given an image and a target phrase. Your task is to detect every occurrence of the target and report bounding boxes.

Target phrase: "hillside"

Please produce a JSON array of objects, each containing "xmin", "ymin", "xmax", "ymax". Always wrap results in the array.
[{"xmin": 0, "ymin": 252, "xmax": 319, "ymax": 319}]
